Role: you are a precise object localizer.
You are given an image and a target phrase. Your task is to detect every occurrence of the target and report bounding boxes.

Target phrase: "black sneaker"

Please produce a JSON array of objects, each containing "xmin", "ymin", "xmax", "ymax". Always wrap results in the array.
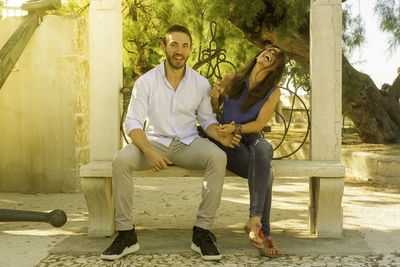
[
  {"xmin": 191, "ymin": 226, "xmax": 222, "ymax": 261},
  {"xmin": 101, "ymin": 228, "xmax": 140, "ymax": 260}
]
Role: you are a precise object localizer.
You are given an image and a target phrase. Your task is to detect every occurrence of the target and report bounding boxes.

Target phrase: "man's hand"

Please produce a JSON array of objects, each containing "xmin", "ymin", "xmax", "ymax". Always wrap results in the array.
[
  {"xmin": 144, "ymin": 149, "xmax": 172, "ymax": 172},
  {"xmin": 219, "ymin": 132, "xmax": 241, "ymax": 148},
  {"xmin": 217, "ymin": 121, "xmax": 235, "ymax": 135},
  {"xmin": 204, "ymin": 123, "xmax": 240, "ymax": 147}
]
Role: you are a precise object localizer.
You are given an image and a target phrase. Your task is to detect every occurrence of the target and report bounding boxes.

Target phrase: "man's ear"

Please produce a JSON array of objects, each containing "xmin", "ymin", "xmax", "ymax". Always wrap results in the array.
[{"xmin": 161, "ymin": 42, "xmax": 166, "ymax": 53}]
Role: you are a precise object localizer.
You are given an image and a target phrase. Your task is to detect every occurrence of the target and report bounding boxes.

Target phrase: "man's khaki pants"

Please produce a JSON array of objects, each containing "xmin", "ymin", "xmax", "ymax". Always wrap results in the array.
[{"xmin": 112, "ymin": 138, "xmax": 227, "ymax": 231}]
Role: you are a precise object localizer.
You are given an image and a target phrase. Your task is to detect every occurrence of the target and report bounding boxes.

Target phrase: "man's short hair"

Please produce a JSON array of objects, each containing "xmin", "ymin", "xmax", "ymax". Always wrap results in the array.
[{"xmin": 163, "ymin": 24, "xmax": 192, "ymax": 46}]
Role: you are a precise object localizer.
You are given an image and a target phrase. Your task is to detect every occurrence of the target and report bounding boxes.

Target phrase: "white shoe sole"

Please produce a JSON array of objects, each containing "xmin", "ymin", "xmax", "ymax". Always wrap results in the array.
[
  {"xmin": 191, "ymin": 242, "xmax": 222, "ymax": 261},
  {"xmin": 101, "ymin": 243, "xmax": 140, "ymax": 260}
]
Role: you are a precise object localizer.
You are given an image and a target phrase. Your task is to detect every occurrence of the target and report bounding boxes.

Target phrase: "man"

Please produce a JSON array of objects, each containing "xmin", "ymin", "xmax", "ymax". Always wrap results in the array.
[{"xmin": 101, "ymin": 24, "xmax": 240, "ymax": 261}]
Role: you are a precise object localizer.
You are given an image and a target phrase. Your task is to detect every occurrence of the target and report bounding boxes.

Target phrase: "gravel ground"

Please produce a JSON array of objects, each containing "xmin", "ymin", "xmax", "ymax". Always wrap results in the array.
[{"xmin": 37, "ymin": 252, "xmax": 400, "ymax": 267}]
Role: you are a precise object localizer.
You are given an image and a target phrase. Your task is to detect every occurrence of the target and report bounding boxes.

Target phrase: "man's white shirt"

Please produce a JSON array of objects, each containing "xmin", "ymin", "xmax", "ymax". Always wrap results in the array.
[{"xmin": 125, "ymin": 61, "xmax": 218, "ymax": 147}]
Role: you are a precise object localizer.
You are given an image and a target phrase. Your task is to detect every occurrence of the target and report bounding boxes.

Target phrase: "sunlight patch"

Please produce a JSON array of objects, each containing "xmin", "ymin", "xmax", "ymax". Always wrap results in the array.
[
  {"xmin": 135, "ymin": 185, "xmax": 161, "ymax": 191},
  {"xmin": 2, "ymin": 229, "xmax": 79, "ymax": 236},
  {"xmin": 221, "ymin": 197, "xmax": 249, "ymax": 204}
]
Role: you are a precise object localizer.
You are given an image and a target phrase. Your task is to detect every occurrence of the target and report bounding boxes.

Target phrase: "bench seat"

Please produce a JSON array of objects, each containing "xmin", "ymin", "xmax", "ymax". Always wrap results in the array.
[
  {"xmin": 80, "ymin": 160, "xmax": 345, "ymax": 178},
  {"xmin": 80, "ymin": 160, "xmax": 345, "ymax": 238}
]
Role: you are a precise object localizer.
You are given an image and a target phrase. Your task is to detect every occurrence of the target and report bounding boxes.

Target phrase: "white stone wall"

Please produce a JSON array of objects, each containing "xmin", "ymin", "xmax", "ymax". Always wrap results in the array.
[{"xmin": 0, "ymin": 15, "xmax": 89, "ymax": 192}]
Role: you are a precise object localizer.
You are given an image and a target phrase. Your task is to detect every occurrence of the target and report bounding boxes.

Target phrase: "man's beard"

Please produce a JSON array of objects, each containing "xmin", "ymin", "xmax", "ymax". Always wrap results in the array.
[{"xmin": 166, "ymin": 53, "xmax": 188, "ymax": 70}]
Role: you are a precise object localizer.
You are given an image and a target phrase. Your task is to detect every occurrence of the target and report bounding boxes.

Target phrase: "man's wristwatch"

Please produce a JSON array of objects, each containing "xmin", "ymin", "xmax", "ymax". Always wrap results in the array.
[{"xmin": 234, "ymin": 124, "xmax": 242, "ymax": 134}]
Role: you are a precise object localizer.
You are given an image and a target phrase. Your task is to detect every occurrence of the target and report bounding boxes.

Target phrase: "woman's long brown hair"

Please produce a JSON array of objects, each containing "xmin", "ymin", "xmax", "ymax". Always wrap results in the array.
[{"xmin": 226, "ymin": 45, "xmax": 286, "ymax": 112}]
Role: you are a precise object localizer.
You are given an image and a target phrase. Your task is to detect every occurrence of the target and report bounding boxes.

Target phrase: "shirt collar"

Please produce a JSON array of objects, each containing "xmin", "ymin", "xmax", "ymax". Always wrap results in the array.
[{"xmin": 159, "ymin": 60, "xmax": 190, "ymax": 83}]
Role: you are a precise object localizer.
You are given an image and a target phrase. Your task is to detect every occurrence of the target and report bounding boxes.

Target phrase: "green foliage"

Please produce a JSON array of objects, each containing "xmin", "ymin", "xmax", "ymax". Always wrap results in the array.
[
  {"xmin": 342, "ymin": 0, "xmax": 400, "ymax": 56},
  {"xmin": 0, "ymin": 1, "xmax": 3, "ymax": 20},
  {"xmin": 282, "ymin": 60, "xmax": 310, "ymax": 92},
  {"xmin": 53, "ymin": 0, "xmax": 259, "ymax": 87},
  {"xmin": 57, "ymin": 0, "xmax": 400, "ymax": 97},
  {"xmin": 121, "ymin": 0, "xmax": 171, "ymax": 86},
  {"xmin": 121, "ymin": 0, "xmax": 259, "ymax": 87},
  {"xmin": 52, "ymin": 0, "xmax": 90, "ymax": 16},
  {"xmin": 224, "ymin": 0, "xmax": 266, "ymax": 28},
  {"xmin": 342, "ymin": 2, "xmax": 366, "ymax": 57},
  {"xmin": 375, "ymin": 0, "xmax": 400, "ymax": 51},
  {"xmin": 224, "ymin": 0, "xmax": 309, "ymax": 36},
  {"xmin": 275, "ymin": 0, "xmax": 309, "ymax": 35}
]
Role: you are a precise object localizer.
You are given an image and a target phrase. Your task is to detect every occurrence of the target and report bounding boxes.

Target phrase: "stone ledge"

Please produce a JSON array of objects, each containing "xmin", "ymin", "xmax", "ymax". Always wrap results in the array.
[
  {"xmin": 342, "ymin": 149, "xmax": 400, "ymax": 185},
  {"xmin": 80, "ymin": 160, "xmax": 345, "ymax": 178}
]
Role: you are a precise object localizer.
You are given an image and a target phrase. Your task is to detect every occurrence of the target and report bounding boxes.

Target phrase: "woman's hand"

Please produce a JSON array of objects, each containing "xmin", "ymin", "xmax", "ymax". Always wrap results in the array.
[
  {"xmin": 219, "ymin": 132, "xmax": 242, "ymax": 148},
  {"xmin": 218, "ymin": 121, "xmax": 242, "ymax": 148},
  {"xmin": 217, "ymin": 121, "xmax": 236, "ymax": 136},
  {"xmin": 211, "ymin": 80, "xmax": 224, "ymax": 99}
]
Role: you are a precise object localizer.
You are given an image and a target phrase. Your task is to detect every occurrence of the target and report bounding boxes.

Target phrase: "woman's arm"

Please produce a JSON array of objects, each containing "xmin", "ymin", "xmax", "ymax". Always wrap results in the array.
[{"xmin": 217, "ymin": 88, "xmax": 281, "ymax": 135}]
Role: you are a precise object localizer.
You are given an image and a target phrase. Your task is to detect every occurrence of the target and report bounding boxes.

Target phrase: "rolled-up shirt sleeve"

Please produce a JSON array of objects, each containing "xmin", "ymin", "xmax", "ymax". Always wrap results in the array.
[
  {"xmin": 197, "ymin": 85, "xmax": 218, "ymax": 131},
  {"xmin": 124, "ymin": 79, "xmax": 148, "ymax": 136}
]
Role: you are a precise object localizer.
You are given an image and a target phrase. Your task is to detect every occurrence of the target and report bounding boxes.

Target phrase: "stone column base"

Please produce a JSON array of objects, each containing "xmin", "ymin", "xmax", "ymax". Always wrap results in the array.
[
  {"xmin": 82, "ymin": 177, "xmax": 115, "ymax": 237},
  {"xmin": 309, "ymin": 177, "xmax": 344, "ymax": 238}
]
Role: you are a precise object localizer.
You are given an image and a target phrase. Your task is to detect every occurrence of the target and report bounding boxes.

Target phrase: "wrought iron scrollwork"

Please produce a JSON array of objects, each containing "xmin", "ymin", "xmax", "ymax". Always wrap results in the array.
[
  {"xmin": 193, "ymin": 21, "xmax": 237, "ymax": 78},
  {"xmin": 267, "ymin": 86, "xmax": 310, "ymax": 159}
]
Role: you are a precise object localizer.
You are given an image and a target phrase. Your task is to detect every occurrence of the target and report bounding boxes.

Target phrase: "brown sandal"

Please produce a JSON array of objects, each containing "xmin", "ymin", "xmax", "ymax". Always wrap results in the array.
[
  {"xmin": 260, "ymin": 236, "xmax": 280, "ymax": 258},
  {"xmin": 243, "ymin": 222, "xmax": 264, "ymax": 248}
]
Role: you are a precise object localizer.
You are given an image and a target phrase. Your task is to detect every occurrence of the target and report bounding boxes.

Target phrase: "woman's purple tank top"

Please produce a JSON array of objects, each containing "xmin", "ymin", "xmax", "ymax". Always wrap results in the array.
[{"xmin": 221, "ymin": 78, "xmax": 276, "ymax": 125}]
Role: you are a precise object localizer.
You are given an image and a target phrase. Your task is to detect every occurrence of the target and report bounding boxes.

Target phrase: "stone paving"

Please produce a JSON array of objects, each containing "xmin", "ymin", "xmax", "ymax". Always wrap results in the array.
[
  {"xmin": 2, "ymin": 176, "xmax": 400, "ymax": 266},
  {"xmin": 37, "ymin": 252, "xmax": 400, "ymax": 267}
]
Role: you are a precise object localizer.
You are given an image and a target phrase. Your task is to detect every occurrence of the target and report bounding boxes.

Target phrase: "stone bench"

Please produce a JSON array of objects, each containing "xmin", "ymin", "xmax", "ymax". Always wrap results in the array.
[{"xmin": 80, "ymin": 160, "xmax": 345, "ymax": 238}]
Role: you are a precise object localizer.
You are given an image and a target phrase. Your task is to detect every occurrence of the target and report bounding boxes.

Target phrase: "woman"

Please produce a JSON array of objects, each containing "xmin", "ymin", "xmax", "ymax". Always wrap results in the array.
[{"xmin": 211, "ymin": 44, "xmax": 285, "ymax": 257}]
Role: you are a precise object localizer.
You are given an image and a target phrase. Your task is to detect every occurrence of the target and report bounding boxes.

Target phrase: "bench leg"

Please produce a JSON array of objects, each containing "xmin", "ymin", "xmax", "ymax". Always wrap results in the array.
[
  {"xmin": 81, "ymin": 177, "xmax": 115, "ymax": 237},
  {"xmin": 309, "ymin": 177, "xmax": 344, "ymax": 238}
]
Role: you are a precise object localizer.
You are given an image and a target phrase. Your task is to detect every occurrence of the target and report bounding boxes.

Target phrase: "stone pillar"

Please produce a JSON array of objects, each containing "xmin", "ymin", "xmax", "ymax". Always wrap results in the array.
[
  {"xmin": 88, "ymin": 0, "xmax": 122, "ymax": 161},
  {"xmin": 309, "ymin": 0, "xmax": 344, "ymax": 238},
  {"xmin": 80, "ymin": 0, "xmax": 122, "ymax": 237}
]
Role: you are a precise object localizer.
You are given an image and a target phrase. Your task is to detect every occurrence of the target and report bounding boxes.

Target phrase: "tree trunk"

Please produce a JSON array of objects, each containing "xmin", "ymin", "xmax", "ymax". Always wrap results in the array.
[
  {"xmin": 228, "ymin": 10, "xmax": 400, "ymax": 144},
  {"xmin": 343, "ymin": 57, "xmax": 400, "ymax": 143}
]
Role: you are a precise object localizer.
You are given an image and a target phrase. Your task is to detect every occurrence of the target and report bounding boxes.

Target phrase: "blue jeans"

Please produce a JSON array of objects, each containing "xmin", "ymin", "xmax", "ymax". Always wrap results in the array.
[{"xmin": 217, "ymin": 133, "xmax": 274, "ymax": 236}]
